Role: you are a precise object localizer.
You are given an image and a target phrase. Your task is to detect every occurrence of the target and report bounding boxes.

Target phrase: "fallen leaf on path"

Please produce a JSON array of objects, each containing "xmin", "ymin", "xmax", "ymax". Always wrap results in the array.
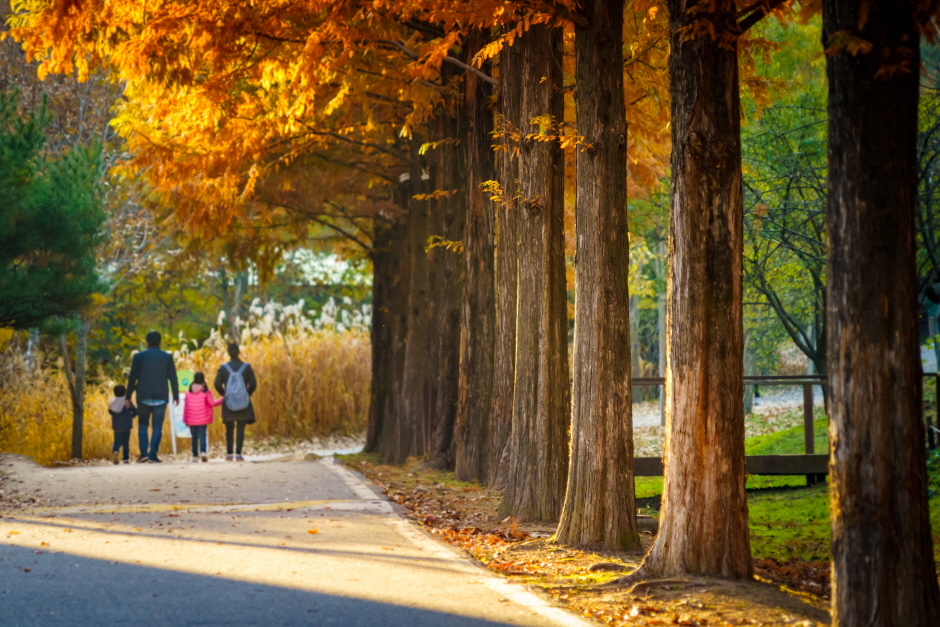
[
  {"xmin": 22, "ymin": 568, "xmax": 31, "ymax": 573},
  {"xmin": 7, "ymin": 531, "xmax": 19, "ymax": 535},
  {"xmin": 307, "ymin": 529, "xmax": 319, "ymax": 534},
  {"xmin": 149, "ymin": 489, "xmax": 161, "ymax": 492},
  {"xmin": 40, "ymin": 542, "xmax": 48, "ymax": 546}
]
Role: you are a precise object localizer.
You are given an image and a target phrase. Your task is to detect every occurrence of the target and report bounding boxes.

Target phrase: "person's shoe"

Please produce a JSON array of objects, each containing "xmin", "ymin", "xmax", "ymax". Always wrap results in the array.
[
  {"xmin": 192, "ymin": 456, "xmax": 200, "ymax": 464},
  {"xmin": 123, "ymin": 459, "xmax": 130, "ymax": 464},
  {"xmin": 112, "ymin": 451, "xmax": 120, "ymax": 465},
  {"xmin": 201, "ymin": 452, "xmax": 208, "ymax": 462},
  {"xmin": 149, "ymin": 457, "xmax": 163, "ymax": 463},
  {"xmin": 225, "ymin": 454, "xmax": 234, "ymax": 462},
  {"xmin": 137, "ymin": 455, "xmax": 149, "ymax": 463},
  {"xmin": 235, "ymin": 454, "xmax": 245, "ymax": 462}
]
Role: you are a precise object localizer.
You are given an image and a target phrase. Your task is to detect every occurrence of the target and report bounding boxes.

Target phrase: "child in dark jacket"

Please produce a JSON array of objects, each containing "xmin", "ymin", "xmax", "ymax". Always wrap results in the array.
[{"xmin": 109, "ymin": 385, "xmax": 138, "ymax": 464}]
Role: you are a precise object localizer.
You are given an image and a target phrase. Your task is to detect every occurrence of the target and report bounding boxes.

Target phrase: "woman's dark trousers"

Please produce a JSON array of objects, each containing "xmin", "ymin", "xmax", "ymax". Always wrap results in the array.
[{"xmin": 225, "ymin": 422, "xmax": 245, "ymax": 455}]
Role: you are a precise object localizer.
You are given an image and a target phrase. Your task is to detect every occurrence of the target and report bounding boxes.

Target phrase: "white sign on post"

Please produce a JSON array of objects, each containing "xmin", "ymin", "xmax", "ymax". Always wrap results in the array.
[{"xmin": 170, "ymin": 393, "xmax": 191, "ymax": 439}]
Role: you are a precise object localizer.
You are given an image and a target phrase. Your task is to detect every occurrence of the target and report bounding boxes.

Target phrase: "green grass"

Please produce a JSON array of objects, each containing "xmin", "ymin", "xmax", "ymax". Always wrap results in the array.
[
  {"xmin": 634, "ymin": 423, "xmax": 940, "ymax": 564},
  {"xmin": 745, "ymin": 418, "xmax": 828, "ymax": 456},
  {"xmin": 748, "ymin": 482, "xmax": 831, "ymax": 561}
]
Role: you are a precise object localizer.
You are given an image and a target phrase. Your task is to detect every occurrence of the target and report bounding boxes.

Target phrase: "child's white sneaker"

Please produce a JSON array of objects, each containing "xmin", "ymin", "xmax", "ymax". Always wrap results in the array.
[
  {"xmin": 112, "ymin": 451, "xmax": 120, "ymax": 465},
  {"xmin": 192, "ymin": 456, "xmax": 200, "ymax": 464}
]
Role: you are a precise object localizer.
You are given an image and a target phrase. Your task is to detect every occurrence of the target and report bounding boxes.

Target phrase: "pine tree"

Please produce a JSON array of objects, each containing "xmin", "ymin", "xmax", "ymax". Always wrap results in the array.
[{"xmin": 0, "ymin": 90, "xmax": 105, "ymax": 329}]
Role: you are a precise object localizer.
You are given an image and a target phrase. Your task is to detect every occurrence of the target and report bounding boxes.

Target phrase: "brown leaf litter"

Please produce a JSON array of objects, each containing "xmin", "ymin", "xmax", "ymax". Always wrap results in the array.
[{"xmin": 342, "ymin": 456, "xmax": 830, "ymax": 627}]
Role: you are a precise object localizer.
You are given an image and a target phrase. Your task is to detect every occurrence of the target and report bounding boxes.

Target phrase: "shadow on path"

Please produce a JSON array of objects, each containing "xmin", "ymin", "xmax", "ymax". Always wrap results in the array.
[{"xmin": 1, "ymin": 544, "xmax": 519, "ymax": 627}]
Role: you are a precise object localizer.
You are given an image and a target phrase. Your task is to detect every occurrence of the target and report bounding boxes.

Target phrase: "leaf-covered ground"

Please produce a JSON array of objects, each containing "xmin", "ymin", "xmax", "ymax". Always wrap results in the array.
[{"xmin": 340, "ymin": 454, "xmax": 835, "ymax": 627}]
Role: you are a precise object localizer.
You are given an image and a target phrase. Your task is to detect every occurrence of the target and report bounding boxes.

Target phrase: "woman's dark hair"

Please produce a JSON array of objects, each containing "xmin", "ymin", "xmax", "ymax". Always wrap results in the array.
[
  {"xmin": 227, "ymin": 342, "xmax": 240, "ymax": 359},
  {"xmin": 113, "ymin": 384, "xmax": 126, "ymax": 397},
  {"xmin": 189, "ymin": 372, "xmax": 206, "ymax": 392}
]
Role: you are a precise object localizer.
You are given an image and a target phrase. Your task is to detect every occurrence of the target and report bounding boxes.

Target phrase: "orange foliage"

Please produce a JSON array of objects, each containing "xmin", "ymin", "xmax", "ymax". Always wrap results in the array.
[
  {"xmin": 8, "ymin": 0, "xmax": 675, "ymax": 239},
  {"xmin": 7, "ymin": 0, "xmax": 813, "ymax": 245}
]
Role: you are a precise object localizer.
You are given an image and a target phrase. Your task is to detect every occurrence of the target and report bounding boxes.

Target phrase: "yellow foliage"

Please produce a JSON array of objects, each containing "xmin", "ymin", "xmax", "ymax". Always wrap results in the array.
[{"xmin": 0, "ymin": 329, "xmax": 370, "ymax": 465}]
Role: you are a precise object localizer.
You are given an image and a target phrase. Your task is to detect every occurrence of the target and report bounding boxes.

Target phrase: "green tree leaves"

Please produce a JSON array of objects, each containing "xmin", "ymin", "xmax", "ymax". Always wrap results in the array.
[{"xmin": 0, "ymin": 89, "xmax": 105, "ymax": 329}]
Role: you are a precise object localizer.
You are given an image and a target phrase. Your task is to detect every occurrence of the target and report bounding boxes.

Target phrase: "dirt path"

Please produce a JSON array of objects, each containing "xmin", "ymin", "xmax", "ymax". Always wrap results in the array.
[{"xmin": 0, "ymin": 454, "xmax": 588, "ymax": 627}]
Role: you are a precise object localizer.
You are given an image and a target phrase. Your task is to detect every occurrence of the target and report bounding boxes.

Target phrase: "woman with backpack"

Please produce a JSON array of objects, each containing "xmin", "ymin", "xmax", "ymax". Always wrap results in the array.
[{"xmin": 214, "ymin": 342, "xmax": 257, "ymax": 461}]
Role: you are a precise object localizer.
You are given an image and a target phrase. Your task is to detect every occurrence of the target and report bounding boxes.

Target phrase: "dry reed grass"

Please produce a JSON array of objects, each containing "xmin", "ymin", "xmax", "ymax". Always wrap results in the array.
[
  {"xmin": 0, "ymin": 299, "xmax": 371, "ymax": 464},
  {"xmin": 0, "ymin": 352, "xmax": 114, "ymax": 466}
]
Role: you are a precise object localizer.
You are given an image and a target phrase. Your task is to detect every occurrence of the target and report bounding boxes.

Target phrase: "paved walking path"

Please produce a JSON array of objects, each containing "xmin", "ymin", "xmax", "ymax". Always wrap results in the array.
[{"xmin": 0, "ymin": 455, "xmax": 586, "ymax": 627}]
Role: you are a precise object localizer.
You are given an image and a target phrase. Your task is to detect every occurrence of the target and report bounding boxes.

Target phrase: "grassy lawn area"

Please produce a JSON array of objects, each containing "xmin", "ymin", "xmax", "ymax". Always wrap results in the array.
[{"xmin": 636, "ymin": 420, "xmax": 940, "ymax": 565}]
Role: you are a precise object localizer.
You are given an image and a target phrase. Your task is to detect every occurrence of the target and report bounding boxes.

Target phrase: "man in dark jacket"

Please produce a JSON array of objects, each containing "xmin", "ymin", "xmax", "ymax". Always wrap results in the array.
[{"xmin": 125, "ymin": 331, "xmax": 179, "ymax": 463}]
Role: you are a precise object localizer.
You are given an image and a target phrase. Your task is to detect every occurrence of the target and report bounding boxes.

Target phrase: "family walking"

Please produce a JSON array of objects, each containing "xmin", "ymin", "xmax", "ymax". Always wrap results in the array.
[{"xmin": 107, "ymin": 331, "xmax": 257, "ymax": 463}]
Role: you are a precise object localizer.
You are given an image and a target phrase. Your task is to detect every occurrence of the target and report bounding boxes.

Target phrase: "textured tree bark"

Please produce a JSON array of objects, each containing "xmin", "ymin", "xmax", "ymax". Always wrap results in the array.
[
  {"xmin": 628, "ymin": 0, "xmax": 752, "ymax": 579},
  {"xmin": 365, "ymin": 207, "xmax": 408, "ymax": 454},
  {"xmin": 381, "ymin": 143, "xmax": 430, "ymax": 463},
  {"xmin": 555, "ymin": 0, "xmax": 640, "ymax": 551},
  {"xmin": 428, "ymin": 74, "xmax": 468, "ymax": 470},
  {"xmin": 490, "ymin": 35, "xmax": 523, "ymax": 489},
  {"xmin": 365, "ymin": 218, "xmax": 392, "ymax": 453},
  {"xmin": 497, "ymin": 24, "xmax": 570, "ymax": 523},
  {"xmin": 823, "ymin": 2, "xmax": 940, "ymax": 624},
  {"xmin": 61, "ymin": 318, "xmax": 90, "ymax": 459},
  {"xmin": 454, "ymin": 30, "xmax": 498, "ymax": 482}
]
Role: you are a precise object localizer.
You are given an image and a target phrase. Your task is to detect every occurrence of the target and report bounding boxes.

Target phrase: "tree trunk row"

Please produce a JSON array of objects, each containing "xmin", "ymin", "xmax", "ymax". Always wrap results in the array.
[
  {"xmin": 367, "ymin": 22, "xmax": 574, "ymax": 525},
  {"xmin": 363, "ymin": 4, "xmax": 940, "ymax": 622}
]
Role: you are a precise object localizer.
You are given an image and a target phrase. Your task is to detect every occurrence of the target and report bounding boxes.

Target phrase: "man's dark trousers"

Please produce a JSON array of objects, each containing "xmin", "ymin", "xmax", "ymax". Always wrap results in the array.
[{"xmin": 138, "ymin": 403, "xmax": 167, "ymax": 460}]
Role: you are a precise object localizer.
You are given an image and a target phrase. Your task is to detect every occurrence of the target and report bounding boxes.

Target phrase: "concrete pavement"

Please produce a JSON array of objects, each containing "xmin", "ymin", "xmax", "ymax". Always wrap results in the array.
[{"xmin": 0, "ymin": 455, "xmax": 588, "ymax": 627}]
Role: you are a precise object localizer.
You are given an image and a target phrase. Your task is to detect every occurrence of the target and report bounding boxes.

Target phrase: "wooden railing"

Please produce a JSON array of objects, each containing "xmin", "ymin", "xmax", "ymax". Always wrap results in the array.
[{"xmin": 631, "ymin": 375, "xmax": 828, "ymax": 484}]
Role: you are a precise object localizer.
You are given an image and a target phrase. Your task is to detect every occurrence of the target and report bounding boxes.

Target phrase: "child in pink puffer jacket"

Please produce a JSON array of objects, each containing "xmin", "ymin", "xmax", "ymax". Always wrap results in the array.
[{"xmin": 183, "ymin": 372, "xmax": 224, "ymax": 462}]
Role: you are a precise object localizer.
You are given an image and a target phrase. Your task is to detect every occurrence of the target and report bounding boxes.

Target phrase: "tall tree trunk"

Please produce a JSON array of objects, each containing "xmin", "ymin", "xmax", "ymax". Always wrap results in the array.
[
  {"xmin": 823, "ymin": 2, "xmax": 940, "ymax": 624},
  {"xmin": 220, "ymin": 267, "xmax": 248, "ymax": 342},
  {"xmin": 429, "ymin": 69, "xmax": 468, "ymax": 470},
  {"xmin": 366, "ymin": 207, "xmax": 408, "ymax": 453},
  {"xmin": 454, "ymin": 29, "xmax": 498, "ymax": 482},
  {"xmin": 497, "ymin": 24, "xmax": 570, "ymax": 523},
  {"xmin": 381, "ymin": 145, "xmax": 430, "ymax": 463},
  {"xmin": 556, "ymin": 0, "xmax": 640, "ymax": 550},
  {"xmin": 60, "ymin": 318, "xmax": 90, "ymax": 460},
  {"xmin": 630, "ymin": 0, "xmax": 752, "ymax": 579},
  {"xmin": 657, "ymin": 243, "xmax": 666, "ymax": 426},
  {"xmin": 490, "ymin": 34, "xmax": 523, "ymax": 489},
  {"xmin": 377, "ymin": 195, "xmax": 412, "ymax": 461}
]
